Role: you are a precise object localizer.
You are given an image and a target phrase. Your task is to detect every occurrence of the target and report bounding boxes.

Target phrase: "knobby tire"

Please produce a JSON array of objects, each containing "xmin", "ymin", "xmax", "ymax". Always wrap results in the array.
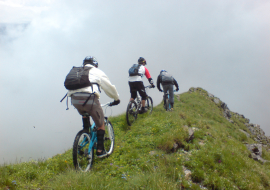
[
  {"xmin": 104, "ymin": 120, "xmax": 115, "ymax": 155},
  {"xmin": 126, "ymin": 100, "xmax": 138, "ymax": 126},
  {"xmin": 165, "ymin": 96, "xmax": 170, "ymax": 111},
  {"xmin": 73, "ymin": 130, "xmax": 94, "ymax": 172},
  {"xmin": 145, "ymin": 96, "xmax": 153, "ymax": 114}
]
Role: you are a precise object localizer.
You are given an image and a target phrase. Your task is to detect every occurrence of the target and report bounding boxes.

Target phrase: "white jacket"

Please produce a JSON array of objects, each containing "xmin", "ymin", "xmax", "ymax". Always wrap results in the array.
[{"xmin": 67, "ymin": 64, "xmax": 119, "ymax": 100}]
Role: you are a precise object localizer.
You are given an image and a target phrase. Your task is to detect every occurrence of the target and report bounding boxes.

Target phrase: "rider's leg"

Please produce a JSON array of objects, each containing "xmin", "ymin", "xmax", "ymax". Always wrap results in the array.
[
  {"xmin": 162, "ymin": 84, "xmax": 169, "ymax": 105},
  {"xmin": 80, "ymin": 96, "xmax": 106, "ymax": 156},
  {"xmin": 142, "ymin": 100, "xmax": 145, "ymax": 107},
  {"xmin": 91, "ymin": 111, "xmax": 106, "ymax": 156},
  {"xmin": 129, "ymin": 81, "xmax": 137, "ymax": 102},
  {"xmin": 82, "ymin": 116, "xmax": 90, "ymax": 131},
  {"xmin": 138, "ymin": 82, "xmax": 147, "ymax": 107},
  {"xmin": 168, "ymin": 84, "xmax": 174, "ymax": 108},
  {"xmin": 139, "ymin": 95, "xmax": 147, "ymax": 113},
  {"xmin": 96, "ymin": 123, "xmax": 105, "ymax": 154},
  {"xmin": 72, "ymin": 93, "xmax": 106, "ymax": 156}
]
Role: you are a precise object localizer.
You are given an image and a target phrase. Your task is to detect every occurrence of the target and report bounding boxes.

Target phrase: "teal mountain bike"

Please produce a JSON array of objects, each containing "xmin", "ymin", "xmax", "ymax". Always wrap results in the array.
[
  {"xmin": 73, "ymin": 102, "xmax": 114, "ymax": 172},
  {"xmin": 162, "ymin": 89, "xmax": 176, "ymax": 111}
]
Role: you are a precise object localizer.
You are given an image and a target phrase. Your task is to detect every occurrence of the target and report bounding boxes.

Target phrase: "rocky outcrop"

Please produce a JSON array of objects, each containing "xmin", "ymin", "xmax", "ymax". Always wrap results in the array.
[
  {"xmin": 189, "ymin": 87, "xmax": 270, "ymax": 163},
  {"xmin": 245, "ymin": 123, "xmax": 270, "ymax": 146},
  {"xmin": 189, "ymin": 87, "xmax": 269, "ymax": 146},
  {"xmin": 233, "ymin": 112, "xmax": 250, "ymax": 123}
]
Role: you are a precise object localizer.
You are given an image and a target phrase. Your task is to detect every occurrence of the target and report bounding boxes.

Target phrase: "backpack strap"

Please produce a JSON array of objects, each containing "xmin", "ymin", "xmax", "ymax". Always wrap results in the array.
[
  {"xmin": 84, "ymin": 66, "xmax": 101, "ymax": 92},
  {"xmin": 60, "ymin": 93, "xmax": 70, "ymax": 110},
  {"xmin": 82, "ymin": 92, "xmax": 96, "ymax": 107},
  {"xmin": 60, "ymin": 93, "xmax": 67, "ymax": 102}
]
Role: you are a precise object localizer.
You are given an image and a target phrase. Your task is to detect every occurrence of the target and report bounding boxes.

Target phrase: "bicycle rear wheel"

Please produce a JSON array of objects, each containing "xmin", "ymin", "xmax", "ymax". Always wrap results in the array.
[
  {"xmin": 126, "ymin": 100, "xmax": 138, "ymax": 126},
  {"xmin": 145, "ymin": 96, "xmax": 153, "ymax": 114},
  {"xmin": 73, "ymin": 130, "xmax": 94, "ymax": 172},
  {"xmin": 104, "ymin": 120, "xmax": 114, "ymax": 155},
  {"xmin": 165, "ymin": 96, "xmax": 170, "ymax": 111}
]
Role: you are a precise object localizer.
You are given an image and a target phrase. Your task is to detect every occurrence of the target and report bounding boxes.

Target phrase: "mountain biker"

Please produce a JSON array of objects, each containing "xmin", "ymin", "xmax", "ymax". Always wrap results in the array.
[
  {"xmin": 128, "ymin": 57, "xmax": 155, "ymax": 114},
  {"xmin": 157, "ymin": 70, "xmax": 179, "ymax": 110},
  {"xmin": 67, "ymin": 56, "xmax": 120, "ymax": 158}
]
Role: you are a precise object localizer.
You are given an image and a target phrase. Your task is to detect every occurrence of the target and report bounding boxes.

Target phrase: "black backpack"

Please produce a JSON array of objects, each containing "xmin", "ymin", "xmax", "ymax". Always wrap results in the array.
[
  {"xmin": 64, "ymin": 66, "xmax": 93, "ymax": 90},
  {"xmin": 128, "ymin": 64, "xmax": 141, "ymax": 76}
]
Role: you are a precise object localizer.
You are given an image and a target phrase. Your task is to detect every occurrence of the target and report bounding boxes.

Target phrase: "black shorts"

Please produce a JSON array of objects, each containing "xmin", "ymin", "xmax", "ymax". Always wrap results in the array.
[{"xmin": 128, "ymin": 81, "xmax": 147, "ymax": 100}]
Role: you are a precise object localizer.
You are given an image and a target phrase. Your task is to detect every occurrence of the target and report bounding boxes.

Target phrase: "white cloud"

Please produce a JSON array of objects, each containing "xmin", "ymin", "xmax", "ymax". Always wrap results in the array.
[{"xmin": 0, "ymin": 0, "xmax": 51, "ymax": 23}]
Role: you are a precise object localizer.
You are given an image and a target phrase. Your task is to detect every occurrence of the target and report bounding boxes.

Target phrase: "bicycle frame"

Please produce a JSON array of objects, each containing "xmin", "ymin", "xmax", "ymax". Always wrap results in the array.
[
  {"xmin": 135, "ymin": 94, "xmax": 142, "ymax": 111},
  {"xmin": 88, "ymin": 122, "xmax": 97, "ymax": 153}
]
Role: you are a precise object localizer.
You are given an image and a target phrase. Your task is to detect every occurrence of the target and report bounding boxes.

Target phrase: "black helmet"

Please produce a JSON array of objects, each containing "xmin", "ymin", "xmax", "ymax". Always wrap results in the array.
[
  {"xmin": 83, "ymin": 56, "xmax": 98, "ymax": 68},
  {"xmin": 138, "ymin": 57, "xmax": 146, "ymax": 65}
]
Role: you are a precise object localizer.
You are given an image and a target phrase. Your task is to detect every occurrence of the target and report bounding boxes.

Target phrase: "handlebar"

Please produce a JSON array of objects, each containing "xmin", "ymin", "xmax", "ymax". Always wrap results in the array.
[
  {"xmin": 101, "ymin": 102, "xmax": 112, "ymax": 107},
  {"xmin": 101, "ymin": 100, "xmax": 120, "ymax": 107}
]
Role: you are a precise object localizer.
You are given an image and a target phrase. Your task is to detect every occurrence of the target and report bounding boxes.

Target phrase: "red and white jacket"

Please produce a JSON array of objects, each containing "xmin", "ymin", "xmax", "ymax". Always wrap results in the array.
[{"xmin": 128, "ymin": 65, "xmax": 152, "ymax": 82}]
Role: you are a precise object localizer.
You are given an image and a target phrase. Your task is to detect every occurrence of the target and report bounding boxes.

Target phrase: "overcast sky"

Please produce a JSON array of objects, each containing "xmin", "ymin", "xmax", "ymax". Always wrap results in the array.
[{"xmin": 0, "ymin": 0, "xmax": 269, "ymax": 164}]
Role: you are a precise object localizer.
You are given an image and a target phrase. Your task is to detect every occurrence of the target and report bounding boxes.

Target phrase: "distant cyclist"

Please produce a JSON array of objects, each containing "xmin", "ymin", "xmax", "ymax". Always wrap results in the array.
[
  {"xmin": 65, "ymin": 56, "xmax": 120, "ymax": 158},
  {"xmin": 128, "ymin": 57, "xmax": 155, "ymax": 114},
  {"xmin": 157, "ymin": 70, "xmax": 179, "ymax": 110}
]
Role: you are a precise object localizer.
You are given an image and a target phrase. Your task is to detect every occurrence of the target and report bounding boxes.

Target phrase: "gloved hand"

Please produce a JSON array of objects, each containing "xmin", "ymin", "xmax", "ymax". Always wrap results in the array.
[
  {"xmin": 151, "ymin": 84, "xmax": 155, "ymax": 88},
  {"xmin": 176, "ymin": 88, "xmax": 179, "ymax": 92},
  {"xmin": 109, "ymin": 99, "xmax": 120, "ymax": 106}
]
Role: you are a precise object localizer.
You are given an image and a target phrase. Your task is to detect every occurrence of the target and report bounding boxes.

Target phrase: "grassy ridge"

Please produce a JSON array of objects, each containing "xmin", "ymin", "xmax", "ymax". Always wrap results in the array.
[{"xmin": 1, "ymin": 87, "xmax": 270, "ymax": 189}]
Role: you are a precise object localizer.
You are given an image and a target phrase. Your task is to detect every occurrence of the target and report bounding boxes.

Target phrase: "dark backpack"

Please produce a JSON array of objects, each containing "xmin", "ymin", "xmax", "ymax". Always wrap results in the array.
[
  {"xmin": 64, "ymin": 66, "xmax": 93, "ymax": 90},
  {"xmin": 128, "ymin": 64, "xmax": 141, "ymax": 76},
  {"xmin": 160, "ymin": 72, "xmax": 174, "ymax": 84}
]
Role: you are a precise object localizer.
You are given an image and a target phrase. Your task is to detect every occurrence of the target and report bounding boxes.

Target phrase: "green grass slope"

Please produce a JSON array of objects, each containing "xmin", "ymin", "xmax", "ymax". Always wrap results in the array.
[{"xmin": 1, "ymin": 87, "xmax": 270, "ymax": 190}]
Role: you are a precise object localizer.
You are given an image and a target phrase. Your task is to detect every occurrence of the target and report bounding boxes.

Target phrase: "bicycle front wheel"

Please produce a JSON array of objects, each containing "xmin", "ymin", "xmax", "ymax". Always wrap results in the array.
[
  {"xmin": 73, "ymin": 130, "xmax": 94, "ymax": 172},
  {"xmin": 104, "ymin": 120, "xmax": 114, "ymax": 156},
  {"xmin": 145, "ymin": 96, "xmax": 153, "ymax": 114},
  {"xmin": 126, "ymin": 100, "xmax": 138, "ymax": 126}
]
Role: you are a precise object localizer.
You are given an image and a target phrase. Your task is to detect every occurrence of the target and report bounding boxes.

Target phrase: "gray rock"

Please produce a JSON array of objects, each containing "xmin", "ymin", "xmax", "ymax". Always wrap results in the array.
[
  {"xmin": 183, "ymin": 125, "xmax": 194, "ymax": 142},
  {"xmin": 245, "ymin": 144, "xmax": 262, "ymax": 157},
  {"xmin": 223, "ymin": 109, "xmax": 231, "ymax": 119},
  {"xmin": 221, "ymin": 102, "xmax": 229, "ymax": 110},
  {"xmin": 213, "ymin": 98, "xmax": 220, "ymax": 104},
  {"xmin": 208, "ymin": 93, "xmax": 214, "ymax": 98},
  {"xmin": 189, "ymin": 87, "xmax": 196, "ymax": 92}
]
